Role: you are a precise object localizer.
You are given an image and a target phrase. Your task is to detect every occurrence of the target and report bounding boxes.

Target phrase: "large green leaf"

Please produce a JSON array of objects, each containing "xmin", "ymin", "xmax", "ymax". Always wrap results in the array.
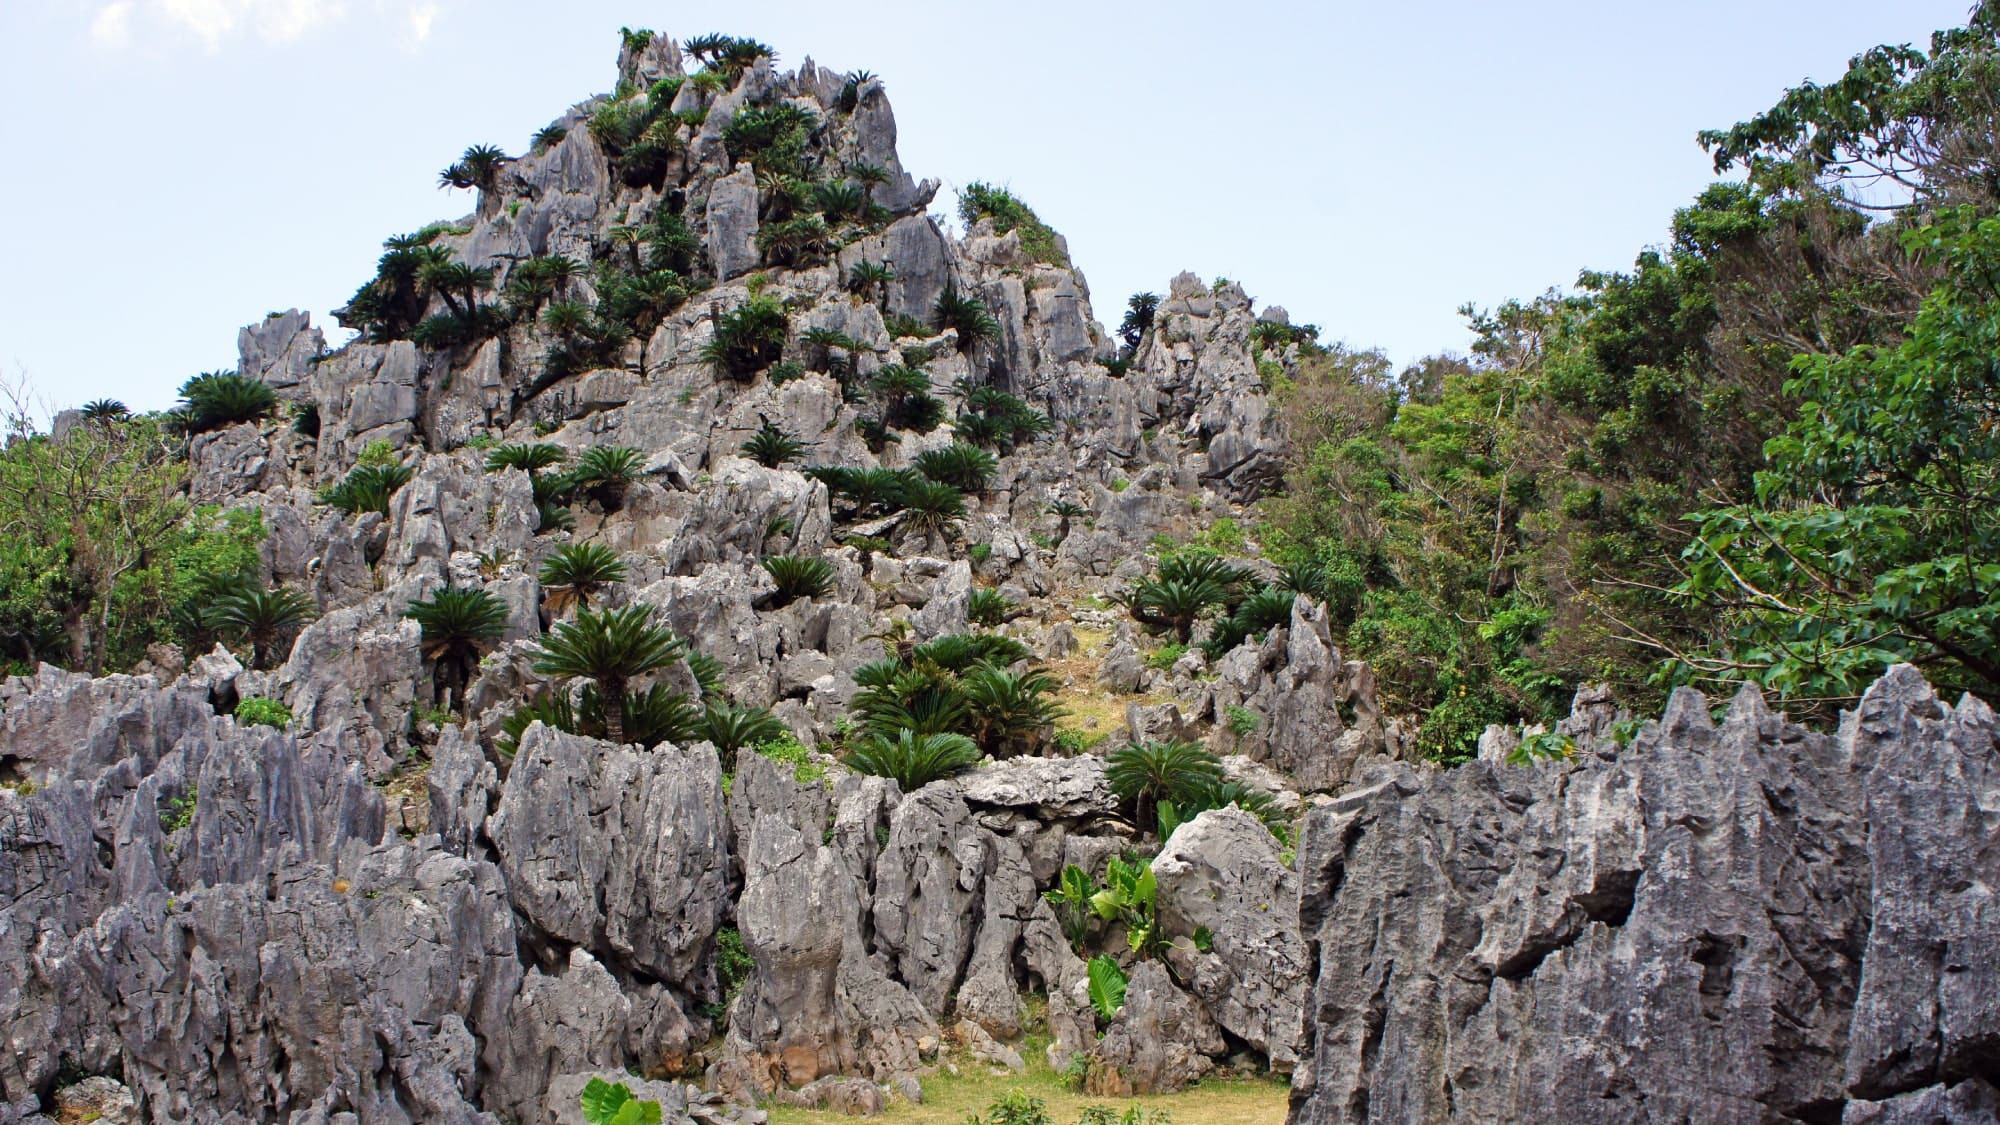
[{"xmin": 1087, "ymin": 955, "xmax": 1128, "ymax": 1021}]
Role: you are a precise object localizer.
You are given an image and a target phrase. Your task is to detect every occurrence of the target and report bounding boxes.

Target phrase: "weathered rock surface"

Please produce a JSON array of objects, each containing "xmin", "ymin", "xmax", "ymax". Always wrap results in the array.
[{"xmin": 1291, "ymin": 665, "xmax": 2000, "ymax": 1124}]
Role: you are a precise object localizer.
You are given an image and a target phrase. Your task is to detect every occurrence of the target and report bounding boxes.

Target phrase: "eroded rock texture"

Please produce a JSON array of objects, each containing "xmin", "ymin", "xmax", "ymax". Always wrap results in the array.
[{"xmin": 1291, "ymin": 665, "xmax": 2000, "ymax": 1124}]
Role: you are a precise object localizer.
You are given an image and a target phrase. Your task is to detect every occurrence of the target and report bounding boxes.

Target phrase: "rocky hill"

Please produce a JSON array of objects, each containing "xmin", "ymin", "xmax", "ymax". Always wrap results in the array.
[{"xmin": 2, "ymin": 27, "xmax": 1996, "ymax": 1125}]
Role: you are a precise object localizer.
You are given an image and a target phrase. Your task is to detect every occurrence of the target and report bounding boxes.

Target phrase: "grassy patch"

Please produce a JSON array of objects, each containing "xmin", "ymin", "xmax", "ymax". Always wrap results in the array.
[{"xmin": 765, "ymin": 1055, "xmax": 1287, "ymax": 1124}]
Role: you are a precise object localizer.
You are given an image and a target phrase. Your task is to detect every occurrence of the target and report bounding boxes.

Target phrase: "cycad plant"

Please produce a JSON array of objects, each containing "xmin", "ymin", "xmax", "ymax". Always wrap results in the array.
[
  {"xmin": 761, "ymin": 555, "xmax": 835, "ymax": 607},
  {"xmin": 532, "ymin": 604, "xmax": 685, "ymax": 745},
  {"xmin": 959, "ymin": 663, "xmax": 1064, "ymax": 757},
  {"xmin": 740, "ymin": 419, "xmax": 805, "ymax": 468},
  {"xmin": 208, "ymin": 586, "xmax": 317, "ymax": 670},
  {"xmin": 1047, "ymin": 500, "xmax": 1087, "ymax": 540},
  {"xmin": 580, "ymin": 683, "xmax": 701, "ymax": 748},
  {"xmin": 913, "ymin": 443, "xmax": 998, "ymax": 493},
  {"xmin": 319, "ymin": 463, "xmax": 414, "ymax": 517},
  {"xmin": 967, "ymin": 587, "xmax": 1017, "ymax": 627},
  {"xmin": 539, "ymin": 543, "xmax": 627, "ymax": 614},
  {"xmin": 1202, "ymin": 585, "xmax": 1298, "ymax": 657},
  {"xmin": 1112, "ymin": 575, "xmax": 1227, "ymax": 643},
  {"xmin": 701, "ymin": 295, "xmax": 789, "ymax": 379},
  {"xmin": 571, "ymin": 446, "xmax": 645, "ymax": 510},
  {"xmin": 845, "ymin": 729, "xmax": 980, "ymax": 792},
  {"xmin": 847, "ymin": 259, "xmax": 895, "ymax": 302},
  {"xmin": 897, "ymin": 479, "xmax": 967, "ymax": 537},
  {"xmin": 700, "ymin": 701, "xmax": 787, "ymax": 768},
  {"xmin": 934, "ymin": 286, "xmax": 999, "ymax": 349},
  {"xmin": 1106, "ymin": 739, "xmax": 1225, "ymax": 833},
  {"xmin": 405, "ymin": 586, "xmax": 511, "ymax": 711},
  {"xmin": 81, "ymin": 399, "xmax": 130, "ymax": 423},
  {"xmin": 178, "ymin": 372, "xmax": 277, "ymax": 432},
  {"xmin": 485, "ymin": 442, "xmax": 568, "ymax": 475}
]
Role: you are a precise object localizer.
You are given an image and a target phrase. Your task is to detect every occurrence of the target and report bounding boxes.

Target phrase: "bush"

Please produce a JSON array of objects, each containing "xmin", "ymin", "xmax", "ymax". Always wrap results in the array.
[
  {"xmin": 701, "ymin": 701, "xmax": 787, "ymax": 762},
  {"xmin": 178, "ymin": 372, "xmax": 277, "ymax": 432},
  {"xmin": 958, "ymin": 181, "xmax": 1067, "ymax": 266},
  {"xmin": 760, "ymin": 555, "xmax": 835, "ymax": 606},
  {"xmin": 967, "ymin": 586, "xmax": 1016, "ymax": 627},
  {"xmin": 845, "ymin": 729, "xmax": 980, "ymax": 792},
  {"xmin": 319, "ymin": 463, "xmax": 413, "ymax": 516},
  {"xmin": 700, "ymin": 295, "xmax": 789, "ymax": 378},
  {"xmin": 913, "ymin": 442, "xmax": 998, "ymax": 493},
  {"xmin": 934, "ymin": 286, "xmax": 1000, "ymax": 348},
  {"xmin": 740, "ymin": 419, "xmax": 804, "ymax": 467},
  {"xmin": 234, "ymin": 696, "xmax": 292, "ymax": 728}
]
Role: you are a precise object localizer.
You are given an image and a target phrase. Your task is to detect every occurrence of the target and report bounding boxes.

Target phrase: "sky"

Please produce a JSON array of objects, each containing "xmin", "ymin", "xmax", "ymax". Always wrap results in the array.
[{"xmin": 0, "ymin": 0, "xmax": 1977, "ymax": 417}]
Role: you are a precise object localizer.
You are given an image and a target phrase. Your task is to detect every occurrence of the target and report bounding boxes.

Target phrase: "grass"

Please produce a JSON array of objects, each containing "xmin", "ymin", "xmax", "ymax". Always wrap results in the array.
[{"xmin": 765, "ymin": 1053, "xmax": 1287, "ymax": 1125}]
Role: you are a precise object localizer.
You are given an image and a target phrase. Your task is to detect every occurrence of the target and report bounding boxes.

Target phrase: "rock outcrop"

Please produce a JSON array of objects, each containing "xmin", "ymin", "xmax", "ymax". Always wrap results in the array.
[{"xmin": 1291, "ymin": 665, "xmax": 2000, "ymax": 1124}]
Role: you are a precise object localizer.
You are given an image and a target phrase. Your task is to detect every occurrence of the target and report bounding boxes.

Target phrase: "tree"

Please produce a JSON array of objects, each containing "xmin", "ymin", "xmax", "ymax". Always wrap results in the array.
[
  {"xmin": 1679, "ymin": 209, "xmax": 2000, "ymax": 708},
  {"xmin": 405, "ymin": 587, "xmax": 510, "ymax": 712},
  {"xmin": 0, "ymin": 408, "xmax": 190, "ymax": 673},
  {"xmin": 208, "ymin": 586, "xmax": 317, "ymax": 670},
  {"xmin": 532, "ymin": 604, "xmax": 685, "ymax": 745}
]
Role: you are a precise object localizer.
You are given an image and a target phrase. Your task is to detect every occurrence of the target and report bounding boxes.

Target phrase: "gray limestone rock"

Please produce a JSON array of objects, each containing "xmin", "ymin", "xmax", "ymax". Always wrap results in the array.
[
  {"xmin": 1291, "ymin": 666, "xmax": 2000, "ymax": 1123},
  {"xmin": 1090, "ymin": 962, "xmax": 1224, "ymax": 1095},
  {"xmin": 1152, "ymin": 808, "xmax": 1306, "ymax": 1070}
]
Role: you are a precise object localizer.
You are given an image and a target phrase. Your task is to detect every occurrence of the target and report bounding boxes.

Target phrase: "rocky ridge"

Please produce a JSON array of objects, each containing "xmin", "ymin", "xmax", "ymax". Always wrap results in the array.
[{"xmin": 1, "ymin": 31, "xmax": 1363, "ymax": 1125}]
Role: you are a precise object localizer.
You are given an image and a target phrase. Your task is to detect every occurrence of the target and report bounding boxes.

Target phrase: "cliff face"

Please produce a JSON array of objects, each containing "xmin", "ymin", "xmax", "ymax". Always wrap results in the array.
[
  {"xmin": 0, "ymin": 32, "xmax": 1356, "ymax": 1125},
  {"xmin": 1290, "ymin": 665, "xmax": 2000, "ymax": 1124}
]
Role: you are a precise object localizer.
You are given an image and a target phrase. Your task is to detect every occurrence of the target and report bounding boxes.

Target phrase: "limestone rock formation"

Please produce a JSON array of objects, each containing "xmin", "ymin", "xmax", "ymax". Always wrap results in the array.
[{"xmin": 1291, "ymin": 665, "xmax": 2000, "ymax": 1124}]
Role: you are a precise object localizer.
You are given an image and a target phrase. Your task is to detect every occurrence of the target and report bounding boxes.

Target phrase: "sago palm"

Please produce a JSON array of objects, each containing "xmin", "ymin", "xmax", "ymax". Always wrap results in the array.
[
  {"xmin": 208, "ymin": 586, "xmax": 317, "ymax": 670},
  {"xmin": 960, "ymin": 663, "xmax": 1064, "ymax": 757},
  {"xmin": 485, "ymin": 442, "xmax": 568, "ymax": 475},
  {"xmin": 539, "ymin": 542, "xmax": 627, "ymax": 614},
  {"xmin": 1106, "ymin": 739, "xmax": 1224, "ymax": 833},
  {"xmin": 846, "ymin": 729, "xmax": 980, "ymax": 793},
  {"xmin": 741, "ymin": 419, "xmax": 805, "ymax": 468},
  {"xmin": 405, "ymin": 587, "xmax": 510, "ymax": 711},
  {"xmin": 531, "ymin": 604, "xmax": 685, "ymax": 746}
]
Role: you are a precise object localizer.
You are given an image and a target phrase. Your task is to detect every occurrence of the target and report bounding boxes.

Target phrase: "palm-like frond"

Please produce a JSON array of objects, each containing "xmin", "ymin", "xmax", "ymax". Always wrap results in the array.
[
  {"xmin": 741, "ymin": 419, "xmax": 805, "ymax": 468},
  {"xmin": 208, "ymin": 586, "xmax": 317, "ymax": 670},
  {"xmin": 539, "ymin": 543, "xmax": 627, "ymax": 614},
  {"xmin": 845, "ymin": 729, "xmax": 980, "ymax": 792},
  {"xmin": 1106, "ymin": 739, "xmax": 1224, "ymax": 830},
  {"xmin": 761, "ymin": 555, "xmax": 835, "ymax": 606},
  {"xmin": 913, "ymin": 443, "xmax": 997, "ymax": 493},
  {"xmin": 485, "ymin": 442, "xmax": 568, "ymax": 474}
]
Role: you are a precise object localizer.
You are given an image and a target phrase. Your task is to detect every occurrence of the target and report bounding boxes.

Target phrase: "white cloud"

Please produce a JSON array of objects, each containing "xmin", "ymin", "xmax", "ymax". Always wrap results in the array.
[
  {"xmin": 86, "ymin": 0, "xmax": 432, "ymax": 51},
  {"xmin": 404, "ymin": 2, "xmax": 437, "ymax": 44},
  {"xmin": 89, "ymin": 1, "xmax": 134, "ymax": 46}
]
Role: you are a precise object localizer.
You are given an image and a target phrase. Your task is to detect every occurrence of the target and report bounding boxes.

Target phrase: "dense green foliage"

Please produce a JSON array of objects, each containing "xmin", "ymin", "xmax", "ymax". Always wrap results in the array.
[
  {"xmin": 1248, "ymin": 5, "xmax": 2000, "ymax": 752},
  {"xmin": 539, "ymin": 543, "xmax": 626, "ymax": 614},
  {"xmin": 959, "ymin": 182, "xmax": 1068, "ymax": 266},
  {"xmin": 234, "ymin": 696, "xmax": 293, "ymax": 729},
  {"xmin": 405, "ymin": 587, "xmax": 510, "ymax": 711},
  {"xmin": 532, "ymin": 604, "xmax": 686, "ymax": 745},
  {"xmin": 0, "ymin": 411, "xmax": 267, "ymax": 674}
]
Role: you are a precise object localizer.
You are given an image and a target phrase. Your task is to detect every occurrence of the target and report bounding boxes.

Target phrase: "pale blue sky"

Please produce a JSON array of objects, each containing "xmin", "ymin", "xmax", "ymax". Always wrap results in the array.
[{"xmin": 0, "ymin": 0, "xmax": 1975, "ymax": 415}]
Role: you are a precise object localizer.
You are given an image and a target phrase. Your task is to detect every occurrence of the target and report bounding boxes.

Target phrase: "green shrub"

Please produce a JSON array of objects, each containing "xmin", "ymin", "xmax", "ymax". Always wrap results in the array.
[
  {"xmin": 845, "ymin": 729, "xmax": 980, "ymax": 792},
  {"xmin": 753, "ymin": 731, "xmax": 827, "ymax": 784},
  {"xmin": 700, "ymin": 295, "xmax": 788, "ymax": 378},
  {"xmin": 958, "ymin": 181, "xmax": 1068, "ymax": 266},
  {"xmin": 234, "ymin": 696, "xmax": 292, "ymax": 728},
  {"xmin": 1225, "ymin": 705, "xmax": 1262, "ymax": 737},
  {"xmin": 319, "ymin": 463, "xmax": 412, "ymax": 516},
  {"xmin": 1143, "ymin": 642, "xmax": 1187, "ymax": 672},
  {"xmin": 912, "ymin": 442, "xmax": 998, "ymax": 493},
  {"xmin": 760, "ymin": 555, "xmax": 835, "ymax": 605},
  {"xmin": 897, "ymin": 478, "xmax": 966, "ymax": 536},
  {"xmin": 160, "ymin": 784, "xmax": 198, "ymax": 835},
  {"xmin": 177, "ymin": 372, "xmax": 277, "ymax": 432}
]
